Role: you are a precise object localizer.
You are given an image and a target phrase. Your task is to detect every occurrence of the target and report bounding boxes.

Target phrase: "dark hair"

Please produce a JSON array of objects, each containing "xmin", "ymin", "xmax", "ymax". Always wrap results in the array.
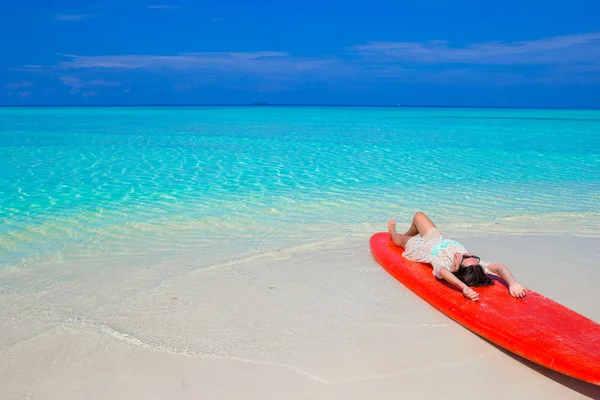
[{"xmin": 453, "ymin": 264, "xmax": 494, "ymax": 287}]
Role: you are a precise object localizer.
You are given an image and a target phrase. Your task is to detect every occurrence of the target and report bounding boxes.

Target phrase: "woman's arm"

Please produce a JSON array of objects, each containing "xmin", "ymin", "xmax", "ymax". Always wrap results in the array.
[
  {"xmin": 438, "ymin": 267, "xmax": 480, "ymax": 301},
  {"xmin": 486, "ymin": 263, "xmax": 526, "ymax": 298}
]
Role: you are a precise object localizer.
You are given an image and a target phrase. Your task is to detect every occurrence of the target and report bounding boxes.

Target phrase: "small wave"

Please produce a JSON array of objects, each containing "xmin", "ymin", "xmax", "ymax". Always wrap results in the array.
[{"xmin": 500, "ymin": 212, "xmax": 600, "ymax": 222}]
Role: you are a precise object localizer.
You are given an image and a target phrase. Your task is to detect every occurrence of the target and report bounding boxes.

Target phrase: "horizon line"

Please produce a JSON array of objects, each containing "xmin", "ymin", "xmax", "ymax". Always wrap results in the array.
[{"xmin": 1, "ymin": 103, "xmax": 600, "ymax": 110}]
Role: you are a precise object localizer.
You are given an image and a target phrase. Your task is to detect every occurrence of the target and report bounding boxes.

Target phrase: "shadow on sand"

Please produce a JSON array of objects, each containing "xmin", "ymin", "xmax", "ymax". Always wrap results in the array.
[{"xmin": 482, "ymin": 338, "xmax": 600, "ymax": 399}]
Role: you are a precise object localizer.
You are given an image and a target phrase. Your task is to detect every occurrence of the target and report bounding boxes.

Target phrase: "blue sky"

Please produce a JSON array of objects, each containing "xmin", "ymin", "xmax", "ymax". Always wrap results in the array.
[{"xmin": 2, "ymin": 0, "xmax": 600, "ymax": 106}]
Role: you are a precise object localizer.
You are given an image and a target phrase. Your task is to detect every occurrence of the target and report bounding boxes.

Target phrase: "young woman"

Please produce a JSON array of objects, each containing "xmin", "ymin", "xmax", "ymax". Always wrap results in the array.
[{"xmin": 388, "ymin": 212, "xmax": 526, "ymax": 301}]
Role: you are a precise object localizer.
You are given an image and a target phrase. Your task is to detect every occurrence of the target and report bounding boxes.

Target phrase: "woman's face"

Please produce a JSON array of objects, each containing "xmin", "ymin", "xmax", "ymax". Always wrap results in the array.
[{"xmin": 453, "ymin": 253, "xmax": 480, "ymax": 272}]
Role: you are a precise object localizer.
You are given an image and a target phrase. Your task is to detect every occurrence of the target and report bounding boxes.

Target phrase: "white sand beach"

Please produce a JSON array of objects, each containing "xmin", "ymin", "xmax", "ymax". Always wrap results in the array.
[{"xmin": 1, "ymin": 231, "xmax": 599, "ymax": 400}]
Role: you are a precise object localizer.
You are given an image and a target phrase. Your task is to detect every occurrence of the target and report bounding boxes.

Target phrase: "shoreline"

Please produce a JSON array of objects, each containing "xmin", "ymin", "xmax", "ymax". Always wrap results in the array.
[{"xmin": 3, "ymin": 211, "xmax": 600, "ymax": 274}]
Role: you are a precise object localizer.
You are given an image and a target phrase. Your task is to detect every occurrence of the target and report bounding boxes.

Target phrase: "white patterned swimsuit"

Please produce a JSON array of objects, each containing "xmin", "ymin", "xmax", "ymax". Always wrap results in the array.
[{"xmin": 403, "ymin": 228, "xmax": 491, "ymax": 279}]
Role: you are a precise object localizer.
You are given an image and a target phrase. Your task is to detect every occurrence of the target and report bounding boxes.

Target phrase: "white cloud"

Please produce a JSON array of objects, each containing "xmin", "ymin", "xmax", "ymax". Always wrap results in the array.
[
  {"xmin": 6, "ymin": 81, "xmax": 34, "ymax": 89},
  {"xmin": 16, "ymin": 32, "xmax": 600, "ymax": 88},
  {"xmin": 350, "ymin": 32, "xmax": 600, "ymax": 65},
  {"xmin": 56, "ymin": 14, "xmax": 98, "ymax": 21},
  {"xmin": 60, "ymin": 77, "xmax": 120, "ymax": 93},
  {"xmin": 147, "ymin": 5, "xmax": 181, "ymax": 9},
  {"xmin": 57, "ymin": 52, "xmax": 341, "ymax": 76}
]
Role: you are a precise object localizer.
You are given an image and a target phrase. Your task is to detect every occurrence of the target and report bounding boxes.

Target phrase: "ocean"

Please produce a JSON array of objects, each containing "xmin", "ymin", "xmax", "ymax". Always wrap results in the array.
[{"xmin": 1, "ymin": 106, "xmax": 599, "ymax": 276}]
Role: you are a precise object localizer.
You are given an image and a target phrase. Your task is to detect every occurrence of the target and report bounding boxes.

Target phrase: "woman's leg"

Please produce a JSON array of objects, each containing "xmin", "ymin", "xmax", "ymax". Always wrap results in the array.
[
  {"xmin": 388, "ymin": 218, "xmax": 411, "ymax": 248},
  {"xmin": 405, "ymin": 212, "xmax": 436, "ymax": 237},
  {"xmin": 388, "ymin": 212, "xmax": 437, "ymax": 248}
]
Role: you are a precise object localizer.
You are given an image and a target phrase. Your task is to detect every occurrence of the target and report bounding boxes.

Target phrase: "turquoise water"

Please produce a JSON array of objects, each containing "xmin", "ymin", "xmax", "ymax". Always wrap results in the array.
[{"xmin": 1, "ymin": 106, "xmax": 599, "ymax": 271}]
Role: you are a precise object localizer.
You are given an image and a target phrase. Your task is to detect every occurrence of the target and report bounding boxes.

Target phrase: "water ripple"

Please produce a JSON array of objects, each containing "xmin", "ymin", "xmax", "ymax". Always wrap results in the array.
[{"xmin": 1, "ymin": 107, "xmax": 599, "ymax": 271}]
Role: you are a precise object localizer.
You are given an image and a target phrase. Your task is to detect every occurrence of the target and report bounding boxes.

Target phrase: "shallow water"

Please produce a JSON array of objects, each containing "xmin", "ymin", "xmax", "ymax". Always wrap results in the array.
[{"xmin": 1, "ymin": 106, "xmax": 599, "ymax": 274}]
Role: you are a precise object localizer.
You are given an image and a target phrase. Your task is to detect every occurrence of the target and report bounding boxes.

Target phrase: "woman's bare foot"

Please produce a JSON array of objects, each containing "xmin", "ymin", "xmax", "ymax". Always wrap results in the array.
[
  {"xmin": 387, "ymin": 218, "xmax": 397, "ymax": 235},
  {"xmin": 388, "ymin": 218, "xmax": 404, "ymax": 247}
]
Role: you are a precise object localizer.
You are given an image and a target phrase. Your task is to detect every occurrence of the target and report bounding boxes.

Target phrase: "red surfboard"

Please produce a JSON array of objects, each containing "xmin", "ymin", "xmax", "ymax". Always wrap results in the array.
[{"xmin": 370, "ymin": 232, "xmax": 600, "ymax": 385}]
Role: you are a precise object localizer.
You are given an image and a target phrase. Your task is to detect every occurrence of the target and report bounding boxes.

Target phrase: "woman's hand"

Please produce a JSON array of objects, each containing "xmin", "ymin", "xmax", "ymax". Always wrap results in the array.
[
  {"xmin": 509, "ymin": 282, "xmax": 526, "ymax": 298},
  {"xmin": 463, "ymin": 286, "xmax": 479, "ymax": 301}
]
